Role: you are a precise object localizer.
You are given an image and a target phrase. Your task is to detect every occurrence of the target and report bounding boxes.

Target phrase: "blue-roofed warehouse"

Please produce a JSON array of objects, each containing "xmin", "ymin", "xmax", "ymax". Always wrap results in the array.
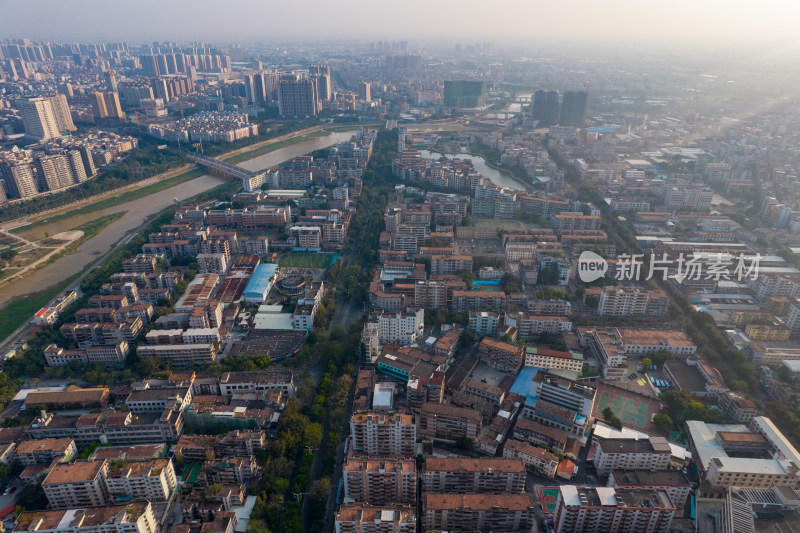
[{"xmin": 243, "ymin": 263, "xmax": 278, "ymax": 303}]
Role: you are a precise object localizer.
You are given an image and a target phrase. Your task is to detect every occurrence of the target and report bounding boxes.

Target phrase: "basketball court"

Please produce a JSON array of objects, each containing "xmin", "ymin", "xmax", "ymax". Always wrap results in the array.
[
  {"xmin": 538, "ymin": 486, "xmax": 560, "ymax": 514},
  {"xmin": 592, "ymin": 384, "xmax": 662, "ymax": 432}
]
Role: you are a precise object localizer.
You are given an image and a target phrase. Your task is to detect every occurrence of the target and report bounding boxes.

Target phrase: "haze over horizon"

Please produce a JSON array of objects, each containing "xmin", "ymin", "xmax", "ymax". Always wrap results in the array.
[{"xmin": 2, "ymin": 0, "xmax": 800, "ymax": 56}]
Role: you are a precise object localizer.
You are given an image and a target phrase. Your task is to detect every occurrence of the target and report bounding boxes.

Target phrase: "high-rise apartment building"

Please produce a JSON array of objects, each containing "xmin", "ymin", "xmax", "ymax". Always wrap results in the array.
[
  {"xmin": 1, "ymin": 161, "xmax": 38, "ymax": 198},
  {"xmin": 278, "ymin": 74, "xmax": 319, "ymax": 117},
  {"xmin": 103, "ymin": 91, "xmax": 125, "ymax": 118},
  {"xmin": 309, "ymin": 64, "xmax": 331, "ymax": 101},
  {"xmin": 17, "ymin": 97, "xmax": 61, "ymax": 140},
  {"xmin": 443, "ymin": 80, "xmax": 486, "ymax": 108},
  {"xmin": 35, "ymin": 154, "xmax": 75, "ymax": 191},
  {"xmin": 422, "ymin": 457, "xmax": 525, "ymax": 494},
  {"xmin": 560, "ymin": 90, "xmax": 589, "ymax": 126},
  {"xmin": 104, "ymin": 70, "xmax": 118, "ymax": 92},
  {"xmin": 533, "ymin": 89, "xmax": 561, "ymax": 126},
  {"xmin": 423, "ymin": 493, "xmax": 536, "ymax": 533},
  {"xmin": 342, "ymin": 458, "xmax": 417, "ymax": 505},
  {"xmin": 76, "ymin": 144, "xmax": 96, "ymax": 178},
  {"xmin": 350, "ymin": 411, "xmax": 416, "ymax": 457},
  {"xmin": 66, "ymin": 150, "xmax": 89, "ymax": 184},
  {"xmin": 140, "ymin": 54, "xmax": 160, "ymax": 77},
  {"xmin": 90, "ymin": 91, "xmax": 108, "ymax": 118},
  {"xmin": 48, "ymin": 94, "xmax": 75, "ymax": 132}
]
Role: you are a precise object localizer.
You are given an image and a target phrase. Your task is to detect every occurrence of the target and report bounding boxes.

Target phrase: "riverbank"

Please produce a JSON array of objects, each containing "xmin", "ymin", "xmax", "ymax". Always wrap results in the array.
[
  {"xmin": 0, "ymin": 213, "xmax": 125, "ymax": 288},
  {"xmin": 0, "ymin": 130, "xmax": 357, "ymax": 338},
  {"xmin": 11, "ymin": 168, "xmax": 206, "ymax": 240}
]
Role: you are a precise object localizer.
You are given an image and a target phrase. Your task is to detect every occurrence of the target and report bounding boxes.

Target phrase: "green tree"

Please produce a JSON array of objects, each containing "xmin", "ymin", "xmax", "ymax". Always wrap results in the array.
[
  {"xmin": 641, "ymin": 358, "xmax": 652, "ymax": 371},
  {"xmin": 777, "ymin": 365, "xmax": 793, "ymax": 383},
  {"xmin": 455, "ymin": 437, "xmax": 474, "ymax": 450},
  {"xmin": 653, "ymin": 412, "xmax": 673, "ymax": 432},
  {"xmin": 457, "ymin": 269, "xmax": 475, "ymax": 289},
  {"xmin": 602, "ymin": 407, "xmax": 623, "ymax": 430},
  {"xmin": 303, "ymin": 423, "xmax": 323, "ymax": 449}
]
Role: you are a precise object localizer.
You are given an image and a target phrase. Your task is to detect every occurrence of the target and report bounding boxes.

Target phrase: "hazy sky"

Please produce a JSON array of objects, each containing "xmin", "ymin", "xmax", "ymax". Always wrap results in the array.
[{"xmin": 1, "ymin": 0, "xmax": 800, "ymax": 52}]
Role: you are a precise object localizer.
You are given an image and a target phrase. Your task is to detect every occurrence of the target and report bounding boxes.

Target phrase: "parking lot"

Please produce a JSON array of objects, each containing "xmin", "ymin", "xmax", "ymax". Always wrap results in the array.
[{"xmin": 470, "ymin": 362, "xmax": 513, "ymax": 385}]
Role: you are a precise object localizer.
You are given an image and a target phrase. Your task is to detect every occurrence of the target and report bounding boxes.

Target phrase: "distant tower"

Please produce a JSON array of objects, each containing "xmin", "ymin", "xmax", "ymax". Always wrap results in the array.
[
  {"xmin": 533, "ymin": 89, "xmax": 561, "ymax": 126},
  {"xmin": 104, "ymin": 70, "xmax": 118, "ymax": 92},
  {"xmin": 358, "ymin": 81, "xmax": 371, "ymax": 102},
  {"xmin": 560, "ymin": 90, "xmax": 589, "ymax": 126},
  {"xmin": 309, "ymin": 64, "xmax": 331, "ymax": 102},
  {"xmin": 90, "ymin": 92, "xmax": 108, "ymax": 118},
  {"xmin": 278, "ymin": 74, "xmax": 319, "ymax": 117},
  {"xmin": 103, "ymin": 92, "xmax": 125, "ymax": 119}
]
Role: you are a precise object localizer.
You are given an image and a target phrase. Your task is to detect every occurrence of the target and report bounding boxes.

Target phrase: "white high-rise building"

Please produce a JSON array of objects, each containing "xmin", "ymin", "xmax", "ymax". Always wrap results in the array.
[
  {"xmin": 48, "ymin": 94, "xmax": 75, "ymax": 132},
  {"xmin": 18, "ymin": 97, "xmax": 61, "ymax": 140}
]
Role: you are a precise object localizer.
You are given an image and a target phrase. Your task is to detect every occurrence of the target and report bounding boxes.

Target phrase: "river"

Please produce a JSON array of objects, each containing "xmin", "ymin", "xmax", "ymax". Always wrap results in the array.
[
  {"xmin": 418, "ymin": 150, "xmax": 531, "ymax": 191},
  {"xmin": 0, "ymin": 131, "xmax": 356, "ymax": 308}
]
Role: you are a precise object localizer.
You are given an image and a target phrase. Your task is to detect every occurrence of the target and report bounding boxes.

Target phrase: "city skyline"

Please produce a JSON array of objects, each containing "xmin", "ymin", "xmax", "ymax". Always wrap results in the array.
[{"xmin": 2, "ymin": 0, "xmax": 800, "ymax": 53}]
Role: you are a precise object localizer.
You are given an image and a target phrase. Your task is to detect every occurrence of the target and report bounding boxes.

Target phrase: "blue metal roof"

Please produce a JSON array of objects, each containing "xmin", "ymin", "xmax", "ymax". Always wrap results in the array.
[
  {"xmin": 243, "ymin": 263, "xmax": 278, "ymax": 299},
  {"xmin": 510, "ymin": 366, "xmax": 539, "ymax": 397}
]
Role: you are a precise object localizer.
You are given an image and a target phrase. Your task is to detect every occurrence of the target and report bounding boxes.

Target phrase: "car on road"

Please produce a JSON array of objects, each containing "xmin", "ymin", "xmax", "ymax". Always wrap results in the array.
[
  {"xmin": 2, "ymin": 488, "xmax": 9, "ymax": 496},
  {"xmin": 10, "ymin": 487, "xmax": 16, "ymax": 494}
]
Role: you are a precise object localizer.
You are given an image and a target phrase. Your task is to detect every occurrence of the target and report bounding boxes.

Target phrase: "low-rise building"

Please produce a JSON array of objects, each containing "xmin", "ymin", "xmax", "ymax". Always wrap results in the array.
[
  {"xmin": 12, "ymin": 438, "xmax": 77, "ymax": 466},
  {"xmin": 553, "ymin": 486, "xmax": 676, "ymax": 533},
  {"xmin": 14, "ymin": 502, "xmax": 158, "ymax": 533},
  {"xmin": 593, "ymin": 437, "xmax": 674, "ymax": 476},
  {"xmin": 608, "ymin": 470, "xmax": 692, "ymax": 511},
  {"xmin": 418, "ymin": 402, "xmax": 481, "ymax": 442},
  {"xmin": 335, "ymin": 504, "xmax": 417, "ymax": 533},
  {"xmin": 478, "ymin": 337, "xmax": 524, "ymax": 373},
  {"xmin": 42, "ymin": 460, "xmax": 110, "ymax": 509},
  {"xmin": 502, "ymin": 439, "xmax": 560, "ymax": 479},
  {"xmin": 105, "ymin": 458, "xmax": 178, "ymax": 502},
  {"xmin": 524, "ymin": 347, "xmax": 583, "ymax": 373}
]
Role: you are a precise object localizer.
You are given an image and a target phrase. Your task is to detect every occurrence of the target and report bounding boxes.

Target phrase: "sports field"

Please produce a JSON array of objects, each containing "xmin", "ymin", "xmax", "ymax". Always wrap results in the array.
[
  {"xmin": 592, "ymin": 383, "xmax": 662, "ymax": 432},
  {"xmin": 538, "ymin": 486, "xmax": 560, "ymax": 514},
  {"xmin": 179, "ymin": 463, "xmax": 201, "ymax": 484},
  {"xmin": 278, "ymin": 253, "xmax": 335, "ymax": 268}
]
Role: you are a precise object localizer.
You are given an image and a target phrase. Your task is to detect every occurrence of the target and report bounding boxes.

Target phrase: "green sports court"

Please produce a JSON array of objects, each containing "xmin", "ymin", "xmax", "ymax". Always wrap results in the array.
[
  {"xmin": 538, "ymin": 487, "xmax": 560, "ymax": 513},
  {"xmin": 593, "ymin": 387, "xmax": 653, "ymax": 430}
]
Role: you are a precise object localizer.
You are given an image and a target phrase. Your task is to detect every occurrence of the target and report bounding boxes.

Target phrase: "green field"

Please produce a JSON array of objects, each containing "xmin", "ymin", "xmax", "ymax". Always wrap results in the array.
[
  {"xmin": 12, "ymin": 168, "xmax": 206, "ymax": 239},
  {"xmin": 278, "ymin": 253, "xmax": 335, "ymax": 269},
  {"xmin": 218, "ymin": 132, "xmax": 326, "ymax": 165}
]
